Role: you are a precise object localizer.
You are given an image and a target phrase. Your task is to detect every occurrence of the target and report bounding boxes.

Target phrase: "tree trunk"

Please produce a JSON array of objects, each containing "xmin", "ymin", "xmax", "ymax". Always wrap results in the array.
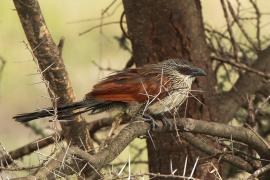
[{"xmin": 122, "ymin": 0, "xmax": 217, "ymax": 178}]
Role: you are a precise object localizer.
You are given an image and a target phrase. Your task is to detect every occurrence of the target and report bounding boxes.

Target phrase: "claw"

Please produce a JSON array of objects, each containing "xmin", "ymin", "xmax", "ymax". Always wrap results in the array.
[{"xmin": 139, "ymin": 114, "xmax": 174, "ymax": 131}]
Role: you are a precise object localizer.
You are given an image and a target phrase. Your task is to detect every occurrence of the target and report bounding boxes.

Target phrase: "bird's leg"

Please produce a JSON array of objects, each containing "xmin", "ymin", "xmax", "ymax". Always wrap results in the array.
[
  {"xmin": 99, "ymin": 113, "xmax": 123, "ymax": 150},
  {"xmin": 108, "ymin": 114, "xmax": 122, "ymax": 138}
]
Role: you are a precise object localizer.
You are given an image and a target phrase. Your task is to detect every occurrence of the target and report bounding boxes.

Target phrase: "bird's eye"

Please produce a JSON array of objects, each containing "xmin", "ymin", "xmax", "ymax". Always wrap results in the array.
[
  {"xmin": 178, "ymin": 66, "xmax": 206, "ymax": 77},
  {"xmin": 177, "ymin": 66, "xmax": 193, "ymax": 75}
]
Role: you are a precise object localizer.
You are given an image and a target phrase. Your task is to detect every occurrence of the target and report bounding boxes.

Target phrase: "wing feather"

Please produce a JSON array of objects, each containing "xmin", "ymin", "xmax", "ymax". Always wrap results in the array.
[{"xmin": 86, "ymin": 68, "xmax": 171, "ymax": 103}]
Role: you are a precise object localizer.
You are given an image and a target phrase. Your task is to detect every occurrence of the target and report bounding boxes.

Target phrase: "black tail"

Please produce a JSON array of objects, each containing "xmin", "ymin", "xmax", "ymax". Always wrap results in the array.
[{"xmin": 13, "ymin": 100, "xmax": 98, "ymax": 123}]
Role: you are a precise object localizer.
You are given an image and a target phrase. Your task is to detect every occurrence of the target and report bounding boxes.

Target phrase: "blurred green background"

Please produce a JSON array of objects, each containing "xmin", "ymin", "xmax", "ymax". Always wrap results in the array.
[{"xmin": 0, "ymin": 0, "xmax": 269, "ymax": 176}]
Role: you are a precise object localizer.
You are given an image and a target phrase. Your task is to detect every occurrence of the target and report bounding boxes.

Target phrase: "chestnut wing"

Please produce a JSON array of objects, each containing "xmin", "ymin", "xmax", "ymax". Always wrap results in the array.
[{"xmin": 86, "ymin": 68, "xmax": 171, "ymax": 103}]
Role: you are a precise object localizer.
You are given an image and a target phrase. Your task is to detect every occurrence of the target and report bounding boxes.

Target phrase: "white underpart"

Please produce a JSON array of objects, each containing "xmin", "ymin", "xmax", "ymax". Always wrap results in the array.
[{"xmin": 148, "ymin": 75, "xmax": 195, "ymax": 114}]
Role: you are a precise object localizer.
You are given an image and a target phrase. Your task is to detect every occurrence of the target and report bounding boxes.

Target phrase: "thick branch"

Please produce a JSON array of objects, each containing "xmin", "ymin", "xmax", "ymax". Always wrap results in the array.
[
  {"xmin": 16, "ymin": 117, "xmax": 270, "ymax": 179},
  {"xmin": 13, "ymin": 0, "xmax": 92, "ymax": 149},
  {"xmin": 72, "ymin": 121, "xmax": 150, "ymax": 170},
  {"xmin": 64, "ymin": 118, "xmax": 270, "ymax": 175},
  {"xmin": 71, "ymin": 118, "xmax": 265, "ymax": 173},
  {"xmin": 13, "ymin": 0, "xmax": 74, "ymax": 105},
  {"xmin": 181, "ymin": 132, "xmax": 254, "ymax": 172},
  {"xmin": 178, "ymin": 118, "xmax": 270, "ymax": 158}
]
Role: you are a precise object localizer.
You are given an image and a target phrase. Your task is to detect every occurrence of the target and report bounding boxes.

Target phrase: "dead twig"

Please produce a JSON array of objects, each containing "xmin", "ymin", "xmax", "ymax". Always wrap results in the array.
[
  {"xmin": 91, "ymin": 61, "xmax": 119, "ymax": 72},
  {"xmin": 249, "ymin": 0, "xmax": 262, "ymax": 50},
  {"xmin": 220, "ymin": 0, "xmax": 239, "ymax": 61},
  {"xmin": 0, "ymin": 134, "xmax": 63, "ymax": 168},
  {"xmin": 211, "ymin": 56, "xmax": 270, "ymax": 79},
  {"xmin": 0, "ymin": 165, "xmax": 41, "ymax": 171},
  {"xmin": 67, "ymin": 2, "xmax": 122, "ymax": 24},
  {"xmin": 227, "ymin": 0, "xmax": 258, "ymax": 51},
  {"xmin": 102, "ymin": 0, "xmax": 118, "ymax": 16},
  {"xmin": 182, "ymin": 132, "xmax": 254, "ymax": 172},
  {"xmin": 79, "ymin": 21, "xmax": 126, "ymax": 36}
]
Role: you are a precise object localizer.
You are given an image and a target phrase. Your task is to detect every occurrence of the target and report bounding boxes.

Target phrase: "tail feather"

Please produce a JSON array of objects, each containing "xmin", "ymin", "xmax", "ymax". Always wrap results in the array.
[{"xmin": 13, "ymin": 101, "xmax": 94, "ymax": 123}]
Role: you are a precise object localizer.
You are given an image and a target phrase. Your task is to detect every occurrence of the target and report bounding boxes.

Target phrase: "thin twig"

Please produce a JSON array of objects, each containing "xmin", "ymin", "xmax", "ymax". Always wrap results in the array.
[
  {"xmin": 220, "ymin": 0, "xmax": 239, "ymax": 61},
  {"xmin": 79, "ymin": 21, "xmax": 126, "ymax": 36},
  {"xmin": 102, "ymin": 0, "xmax": 118, "ymax": 16},
  {"xmin": 249, "ymin": 0, "xmax": 261, "ymax": 50},
  {"xmin": 0, "ymin": 134, "xmax": 63, "ymax": 167},
  {"xmin": 0, "ymin": 165, "xmax": 41, "ymax": 171},
  {"xmin": 211, "ymin": 56, "xmax": 270, "ymax": 79},
  {"xmin": 227, "ymin": 0, "xmax": 258, "ymax": 51}
]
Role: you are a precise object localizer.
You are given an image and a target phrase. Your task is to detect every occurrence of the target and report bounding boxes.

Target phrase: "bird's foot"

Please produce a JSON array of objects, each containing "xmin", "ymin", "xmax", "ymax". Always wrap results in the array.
[
  {"xmin": 140, "ymin": 114, "xmax": 175, "ymax": 131},
  {"xmin": 142, "ymin": 114, "xmax": 159, "ymax": 130}
]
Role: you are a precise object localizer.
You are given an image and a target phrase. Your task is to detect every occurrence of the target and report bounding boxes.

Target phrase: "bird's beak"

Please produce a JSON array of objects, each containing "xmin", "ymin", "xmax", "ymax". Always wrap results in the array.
[{"xmin": 191, "ymin": 68, "xmax": 207, "ymax": 77}]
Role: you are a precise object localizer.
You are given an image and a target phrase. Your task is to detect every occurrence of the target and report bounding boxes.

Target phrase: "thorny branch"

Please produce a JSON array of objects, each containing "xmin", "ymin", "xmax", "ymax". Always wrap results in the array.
[
  {"xmin": 10, "ymin": 117, "xmax": 270, "ymax": 179},
  {"xmin": 0, "ymin": 118, "xmax": 117, "ymax": 169},
  {"xmin": 181, "ymin": 132, "xmax": 254, "ymax": 172},
  {"xmin": 11, "ymin": 0, "xmax": 95, "ymax": 178},
  {"xmin": 63, "ymin": 118, "xmax": 270, "ymax": 177},
  {"xmin": 0, "ymin": 134, "xmax": 63, "ymax": 168},
  {"xmin": 13, "ymin": 0, "xmax": 92, "ymax": 149}
]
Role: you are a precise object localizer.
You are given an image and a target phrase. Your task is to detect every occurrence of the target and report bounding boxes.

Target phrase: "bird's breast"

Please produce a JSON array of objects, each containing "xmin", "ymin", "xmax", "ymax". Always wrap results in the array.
[{"xmin": 147, "ymin": 89, "xmax": 190, "ymax": 114}]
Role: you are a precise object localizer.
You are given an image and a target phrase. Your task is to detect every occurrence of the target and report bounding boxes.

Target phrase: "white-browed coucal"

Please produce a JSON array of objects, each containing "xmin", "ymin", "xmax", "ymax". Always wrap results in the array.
[{"xmin": 14, "ymin": 59, "xmax": 206, "ymax": 123}]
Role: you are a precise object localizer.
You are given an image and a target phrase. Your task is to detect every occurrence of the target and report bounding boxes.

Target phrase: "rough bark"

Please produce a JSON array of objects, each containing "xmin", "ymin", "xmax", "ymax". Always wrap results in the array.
[
  {"xmin": 123, "ymin": 0, "xmax": 217, "ymax": 178},
  {"xmin": 13, "ymin": 0, "xmax": 93, "ymax": 152},
  {"xmin": 34, "ymin": 118, "xmax": 270, "ymax": 179},
  {"xmin": 71, "ymin": 118, "xmax": 265, "ymax": 174}
]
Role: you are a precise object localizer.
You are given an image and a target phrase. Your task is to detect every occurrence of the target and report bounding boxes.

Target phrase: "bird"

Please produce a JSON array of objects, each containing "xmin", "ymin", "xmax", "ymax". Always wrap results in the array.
[{"xmin": 13, "ymin": 59, "xmax": 206, "ymax": 123}]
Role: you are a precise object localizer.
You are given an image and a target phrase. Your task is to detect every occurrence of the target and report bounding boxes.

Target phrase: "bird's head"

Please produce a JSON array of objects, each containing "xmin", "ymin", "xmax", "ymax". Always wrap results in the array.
[{"xmin": 163, "ymin": 59, "xmax": 206, "ymax": 79}]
